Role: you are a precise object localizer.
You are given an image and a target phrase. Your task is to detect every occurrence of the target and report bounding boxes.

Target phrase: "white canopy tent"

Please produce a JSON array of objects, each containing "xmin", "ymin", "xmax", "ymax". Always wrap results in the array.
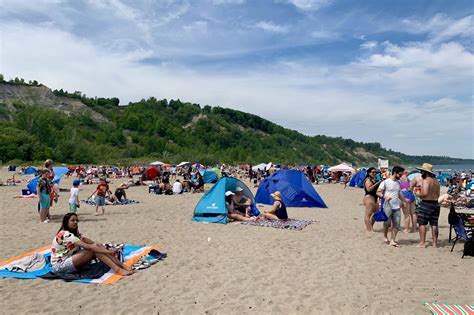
[
  {"xmin": 252, "ymin": 163, "xmax": 267, "ymax": 171},
  {"xmin": 328, "ymin": 163, "xmax": 355, "ymax": 174}
]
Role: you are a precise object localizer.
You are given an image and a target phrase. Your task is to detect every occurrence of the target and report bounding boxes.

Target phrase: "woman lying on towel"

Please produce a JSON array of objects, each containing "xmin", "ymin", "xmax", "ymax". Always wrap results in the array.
[
  {"xmin": 262, "ymin": 191, "xmax": 288, "ymax": 221},
  {"xmin": 51, "ymin": 213, "xmax": 133, "ymax": 276}
]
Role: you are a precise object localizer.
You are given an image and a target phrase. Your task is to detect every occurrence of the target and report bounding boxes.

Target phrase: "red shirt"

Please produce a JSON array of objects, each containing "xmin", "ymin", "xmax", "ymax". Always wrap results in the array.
[{"xmin": 96, "ymin": 183, "xmax": 110, "ymax": 197}]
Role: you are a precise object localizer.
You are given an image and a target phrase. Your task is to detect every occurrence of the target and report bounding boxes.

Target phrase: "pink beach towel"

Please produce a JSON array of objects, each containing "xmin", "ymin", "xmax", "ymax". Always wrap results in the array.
[{"xmin": 424, "ymin": 303, "xmax": 474, "ymax": 315}]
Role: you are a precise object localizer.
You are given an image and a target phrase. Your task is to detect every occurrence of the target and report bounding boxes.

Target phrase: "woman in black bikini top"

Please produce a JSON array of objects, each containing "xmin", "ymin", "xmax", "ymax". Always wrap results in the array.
[{"xmin": 363, "ymin": 167, "xmax": 381, "ymax": 232}]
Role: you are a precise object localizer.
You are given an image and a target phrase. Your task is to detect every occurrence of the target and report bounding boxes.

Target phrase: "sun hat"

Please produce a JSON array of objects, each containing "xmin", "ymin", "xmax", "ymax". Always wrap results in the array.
[
  {"xmin": 225, "ymin": 191, "xmax": 234, "ymax": 196},
  {"xmin": 416, "ymin": 163, "xmax": 435, "ymax": 176},
  {"xmin": 271, "ymin": 191, "xmax": 282, "ymax": 201},
  {"xmin": 235, "ymin": 186, "xmax": 244, "ymax": 192}
]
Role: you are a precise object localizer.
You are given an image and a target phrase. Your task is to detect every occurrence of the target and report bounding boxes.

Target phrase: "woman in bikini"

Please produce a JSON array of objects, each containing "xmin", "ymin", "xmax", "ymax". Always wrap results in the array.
[
  {"xmin": 363, "ymin": 167, "xmax": 381, "ymax": 232},
  {"xmin": 400, "ymin": 171, "xmax": 416, "ymax": 233}
]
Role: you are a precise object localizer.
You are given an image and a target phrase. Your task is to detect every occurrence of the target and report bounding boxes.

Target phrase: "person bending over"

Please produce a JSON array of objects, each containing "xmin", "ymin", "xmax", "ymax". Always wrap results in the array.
[
  {"xmin": 51, "ymin": 213, "xmax": 132, "ymax": 276},
  {"xmin": 232, "ymin": 186, "xmax": 252, "ymax": 217},
  {"xmin": 225, "ymin": 191, "xmax": 256, "ymax": 222},
  {"xmin": 263, "ymin": 191, "xmax": 288, "ymax": 221}
]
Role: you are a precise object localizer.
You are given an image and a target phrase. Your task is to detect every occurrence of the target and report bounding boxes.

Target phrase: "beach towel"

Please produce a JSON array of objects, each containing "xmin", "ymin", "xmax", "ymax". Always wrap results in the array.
[
  {"xmin": 240, "ymin": 219, "xmax": 313, "ymax": 230},
  {"xmin": 424, "ymin": 302, "xmax": 474, "ymax": 315},
  {"xmin": 81, "ymin": 199, "xmax": 139, "ymax": 206},
  {"xmin": 0, "ymin": 244, "xmax": 159, "ymax": 284}
]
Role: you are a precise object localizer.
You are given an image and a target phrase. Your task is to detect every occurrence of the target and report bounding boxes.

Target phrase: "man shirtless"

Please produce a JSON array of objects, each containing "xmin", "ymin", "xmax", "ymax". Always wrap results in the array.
[{"xmin": 414, "ymin": 163, "xmax": 441, "ymax": 248}]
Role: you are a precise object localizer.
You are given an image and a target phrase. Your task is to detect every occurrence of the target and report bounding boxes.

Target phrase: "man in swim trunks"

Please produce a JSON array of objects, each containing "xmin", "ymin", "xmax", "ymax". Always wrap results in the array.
[{"xmin": 414, "ymin": 163, "xmax": 441, "ymax": 248}]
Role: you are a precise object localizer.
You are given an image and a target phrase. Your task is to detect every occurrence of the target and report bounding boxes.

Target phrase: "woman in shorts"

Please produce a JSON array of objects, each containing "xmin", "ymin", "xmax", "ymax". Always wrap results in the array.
[{"xmin": 51, "ymin": 213, "xmax": 132, "ymax": 275}]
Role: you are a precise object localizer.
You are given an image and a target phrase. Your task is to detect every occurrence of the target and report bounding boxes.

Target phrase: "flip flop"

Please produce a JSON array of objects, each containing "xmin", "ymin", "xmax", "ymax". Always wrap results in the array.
[
  {"xmin": 132, "ymin": 261, "xmax": 150, "ymax": 270},
  {"xmin": 390, "ymin": 241, "xmax": 400, "ymax": 247},
  {"xmin": 148, "ymin": 250, "xmax": 167, "ymax": 260}
]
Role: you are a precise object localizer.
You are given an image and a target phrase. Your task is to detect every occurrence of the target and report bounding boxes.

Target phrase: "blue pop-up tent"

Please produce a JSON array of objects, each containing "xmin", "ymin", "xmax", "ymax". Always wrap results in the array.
[
  {"xmin": 192, "ymin": 169, "xmax": 219, "ymax": 184},
  {"xmin": 192, "ymin": 177, "xmax": 256, "ymax": 224},
  {"xmin": 23, "ymin": 166, "xmax": 37, "ymax": 175},
  {"xmin": 26, "ymin": 167, "xmax": 69, "ymax": 194},
  {"xmin": 255, "ymin": 170, "xmax": 327, "ymax": 208},
  {"xmin": 349, "ymin": 169, "xmax": 367, "ymax": 188}
]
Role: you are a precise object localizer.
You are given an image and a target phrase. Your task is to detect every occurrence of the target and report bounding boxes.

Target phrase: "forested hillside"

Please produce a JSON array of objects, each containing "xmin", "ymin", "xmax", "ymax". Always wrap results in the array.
[{"xmin": 0, "ymin": 78, "xmax": 471, "ymax": 166}]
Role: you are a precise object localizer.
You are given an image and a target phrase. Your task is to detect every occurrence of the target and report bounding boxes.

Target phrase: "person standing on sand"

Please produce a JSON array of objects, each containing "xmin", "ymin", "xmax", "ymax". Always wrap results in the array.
[
  {"xmin": 414, "ymin": 163, "xmax": 441, "ymax": 248},
  {"xmin": 377, "ymin": 166, "xmax": 406, "ymax": 247},
  {"xmin": 363, "ymin": 167, "xmax": 381, "ymax": 232}
]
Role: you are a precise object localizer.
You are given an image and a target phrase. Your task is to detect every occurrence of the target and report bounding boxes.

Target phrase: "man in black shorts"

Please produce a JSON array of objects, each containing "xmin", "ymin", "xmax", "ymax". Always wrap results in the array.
[{"xmin": 415, "ymin": 163, "xmax": 441, "ymax": 248}]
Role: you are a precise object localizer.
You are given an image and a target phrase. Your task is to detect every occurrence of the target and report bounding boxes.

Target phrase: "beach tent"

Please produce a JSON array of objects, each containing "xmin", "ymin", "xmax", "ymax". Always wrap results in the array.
[
  {"xmin": 199, "ymin": 169, "xmax": 219, "ymax": 183},
  {"xmin": 131, "ymin": 167, "xmax": 142, "ymax": 175},
  {"xmin": 211, "ymin": 167, "xmax": 222, "ymax": 177},
  {"xmin": 328, "ymin": 163, "xmax": 355, "ymax": 174},
  {"xmin": 349, "ymin": 169, "xmax": 367, "ymax": 188},
  {"xmin": 142, "ymin": 167, "xmax": 159, "ymax": 180},
  {"xmin": 192, "ymin": 177, "xmax": 255, "ymax": 224},
  {"xmin": 150, "ymin": 161, "xmax": 163, "ymax": 166},
  {"xmin": 23, "ymin": 167, "xmax": 37, "ymax": 175},
  {"xmin": 252, "ymin": 163, "xmax": 267, "ymax": 171},
  {"xmin": 255, "ymin": 170, "xmax": 327, "ymax": 208},
  {"xmin": 26, "ymin": 167, "xmax": 69, "ymax": 194}
]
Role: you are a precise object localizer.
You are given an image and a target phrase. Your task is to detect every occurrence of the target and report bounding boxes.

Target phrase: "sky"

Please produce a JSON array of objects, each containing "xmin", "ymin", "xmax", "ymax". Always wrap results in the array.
[{"xmin": 1, "ymin": 0, "xmax": 473, "ymax": 159}]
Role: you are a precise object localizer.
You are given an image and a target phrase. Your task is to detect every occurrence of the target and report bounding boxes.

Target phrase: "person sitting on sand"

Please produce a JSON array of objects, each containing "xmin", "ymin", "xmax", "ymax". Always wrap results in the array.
[
  {"xmin": 232, "ymin": 186, "xmax": 252, "ymax": 217},
  {"xmin": 192, "ymin": 172, "xmax": 204, "ymax": 193},
  {"xmin": 51, "ymin": 213, "xmax": 132, "ymax": 276},
  {"xmin": 114, "ymin": 183, "xmax": 129, "ymax": 202},
  {"xmin": 262, "ymin": 191, "xmax": 288, "ymax": 220},
  {"xmin": 225, "ymin": 191, "xmax": 256, "ymax": 222},
  {"xmin": 438, "ymin": 187, "xmax": 468, "ymax": 207}
]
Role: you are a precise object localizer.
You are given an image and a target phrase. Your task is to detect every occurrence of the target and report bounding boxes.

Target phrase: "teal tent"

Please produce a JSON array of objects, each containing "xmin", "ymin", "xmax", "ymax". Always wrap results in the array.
[{"xmin": 192, "ymin": 177, "xmax": 254, "ymax": 224}]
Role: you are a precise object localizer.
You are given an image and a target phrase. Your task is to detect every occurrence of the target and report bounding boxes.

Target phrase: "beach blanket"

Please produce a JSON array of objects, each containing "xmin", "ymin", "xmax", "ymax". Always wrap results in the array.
[
  {"xmin": 0, "ymin": 244, "xmax": 159, "ymax": 284},
  {"xmin": 81, "ymin": 199, "xmax": 139, "ymax": 206},
  {"xmin": 424, "ymin": 302, "xmax": 474, "ymax": 315},
  {"xmin": 240, "ymin": 219, "xmax": 313, "ymax": 230}
]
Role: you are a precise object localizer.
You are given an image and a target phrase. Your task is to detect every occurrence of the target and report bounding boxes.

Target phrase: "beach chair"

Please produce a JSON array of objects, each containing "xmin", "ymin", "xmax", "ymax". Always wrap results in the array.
[{"xmin": 450, "ymin": 214, "xmax": 474, "ymax": 258}]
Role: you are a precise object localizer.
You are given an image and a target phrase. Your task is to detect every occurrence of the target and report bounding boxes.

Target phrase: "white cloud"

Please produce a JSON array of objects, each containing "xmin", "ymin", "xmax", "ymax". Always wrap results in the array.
[
  {"xmin": 360, "ymin": 41, "xmax": 378, "ymax": 50},
  {"xmin": 402, "ymin": 14, "xmax": 474, "ymax": 43},
  {"xmin": 254, "ymin": 21, "xmax": 289, "ymax": 33},
  {"xmin": 284, "ymin": 0, "xmax": 332, "ymax": 11},
  {"xmin": 212, "ymin": 0, "xmax": 246, "ymax": 4}
]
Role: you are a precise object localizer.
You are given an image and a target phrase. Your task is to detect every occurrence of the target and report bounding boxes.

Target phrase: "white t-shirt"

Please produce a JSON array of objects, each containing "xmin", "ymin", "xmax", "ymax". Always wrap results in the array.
[
  {"xmin": 68, "ymin": 187, "xmax": 79, "ymax": 204},
  {"xmin": 172, "ymin": 181, "xmax": 182, "ymax": 194},
  {"xmin": 379, "ymin": 178, "xmax": 402, "ymax": 209}
]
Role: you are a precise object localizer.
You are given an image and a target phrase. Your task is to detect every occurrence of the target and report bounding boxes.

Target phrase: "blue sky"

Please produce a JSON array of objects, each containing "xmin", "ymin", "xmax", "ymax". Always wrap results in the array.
[{"xmin": 1, "ymin": 0, "xmax": 473, "ymax": 159}]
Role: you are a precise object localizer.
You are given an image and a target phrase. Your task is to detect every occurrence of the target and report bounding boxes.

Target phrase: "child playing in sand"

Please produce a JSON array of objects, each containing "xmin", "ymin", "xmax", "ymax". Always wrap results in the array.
[
  {"xmin": 87, "ymin": 176, "xmax": 112, "ymax": 215},
  {"xmin": 68, "ymin": 179, "xmax": 81, "ymax": 213}
]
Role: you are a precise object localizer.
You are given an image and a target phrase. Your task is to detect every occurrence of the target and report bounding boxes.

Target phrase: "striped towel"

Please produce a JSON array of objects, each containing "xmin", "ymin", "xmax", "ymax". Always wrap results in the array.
[{"xmin": 424, "ymin": 303, "xmax": 474, "ymax": 315}]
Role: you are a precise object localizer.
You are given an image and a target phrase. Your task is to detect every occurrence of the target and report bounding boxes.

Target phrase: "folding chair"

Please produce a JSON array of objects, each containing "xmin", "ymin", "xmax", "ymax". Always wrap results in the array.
[{"xmin": 450, "ymin": 214, "xmax": 474, "ymax": 258}]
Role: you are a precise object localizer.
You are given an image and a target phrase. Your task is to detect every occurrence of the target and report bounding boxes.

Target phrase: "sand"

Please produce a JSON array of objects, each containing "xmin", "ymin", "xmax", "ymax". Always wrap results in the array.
[{"xmin": 0, "ymin": 168, "xmax": 472, "ymax": 314}]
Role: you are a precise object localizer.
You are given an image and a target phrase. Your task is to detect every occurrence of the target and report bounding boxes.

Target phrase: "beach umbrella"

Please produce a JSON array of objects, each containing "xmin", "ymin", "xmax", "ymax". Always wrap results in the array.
[
  {"xmin": 408, "ymin": 172, "xmax": 421, "ymax": 180},
  {"xmin": 177, "ymin": 161, "xmax": 191, "ymax": 167},
  {"xmin": 150, "ymin": 161, "xmax": 164, "ymax": 166}
]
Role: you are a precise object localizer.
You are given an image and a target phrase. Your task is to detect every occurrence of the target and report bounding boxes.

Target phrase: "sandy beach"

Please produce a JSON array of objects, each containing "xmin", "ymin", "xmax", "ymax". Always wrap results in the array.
[{"xmin": 0, "ymin": 168, "xmax": 472, "ymax": 314}]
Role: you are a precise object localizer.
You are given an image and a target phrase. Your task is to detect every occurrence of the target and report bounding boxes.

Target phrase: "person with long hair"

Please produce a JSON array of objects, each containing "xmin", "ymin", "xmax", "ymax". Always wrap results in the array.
[
  {"xmin": 51, "ymin": 213, "xmax": 133, "ymax": 275},
  {"xmin": 363, "ymin": 167, "xmax": 381, "ymax": 232},
  {"xmin": 400, "ymin": 171, "xmax": 416, "ymax": 233}
]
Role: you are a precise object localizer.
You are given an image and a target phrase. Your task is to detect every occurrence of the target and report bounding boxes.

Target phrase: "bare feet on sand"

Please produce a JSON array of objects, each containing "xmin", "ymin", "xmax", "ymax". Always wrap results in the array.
[{"xmin": 417, "ymin": 243, "xmax": 426, "ymax": 248}]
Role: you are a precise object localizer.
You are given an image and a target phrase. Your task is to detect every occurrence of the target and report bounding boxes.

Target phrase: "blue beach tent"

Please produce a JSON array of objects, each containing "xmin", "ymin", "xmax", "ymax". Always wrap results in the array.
[
  {"xmin": 349, "ymin": 169, "xmax": 367, "ymax": 188},
  {"xmin": 26, "ymin": 167, "xmax": 69, "ymax": 194},
  {"xmin": 23, "ymin": 166, "xmax": 37, "ymax": 175},
  {"xmin": 255, "ymin": 170, "xmax": 327, "ymax": 208},
  {"xmin": 192, "ymin": 177, "xmax": 256, "ymax": 224},
  {"xmin": 194, "ymin": 169, "xmax": 219, "ymax": 184}
]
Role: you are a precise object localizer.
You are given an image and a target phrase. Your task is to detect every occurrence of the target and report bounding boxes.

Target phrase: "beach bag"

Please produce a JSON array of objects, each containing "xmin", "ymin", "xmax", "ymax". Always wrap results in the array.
[
  {"xmin": 373, "ymin": 189, "xmax": 388, "ymax": 222},
  {"xmin": 373, "ymin": 207, "xmax": 388, "ymax": 222},
  {"xmin": 464, "ymin": 242, "xmax": 474, "ymax": 257}
]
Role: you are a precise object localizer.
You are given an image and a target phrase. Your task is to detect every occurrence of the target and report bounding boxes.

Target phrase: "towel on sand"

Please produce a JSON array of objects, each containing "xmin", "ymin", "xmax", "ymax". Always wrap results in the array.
[
  {"xmin": 241, "ymin": 219, "xmax": 313, "ymax": 230},
  {"xmin": 0, "ymin": 245, "xmax": 159, "ymax": 284}
]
